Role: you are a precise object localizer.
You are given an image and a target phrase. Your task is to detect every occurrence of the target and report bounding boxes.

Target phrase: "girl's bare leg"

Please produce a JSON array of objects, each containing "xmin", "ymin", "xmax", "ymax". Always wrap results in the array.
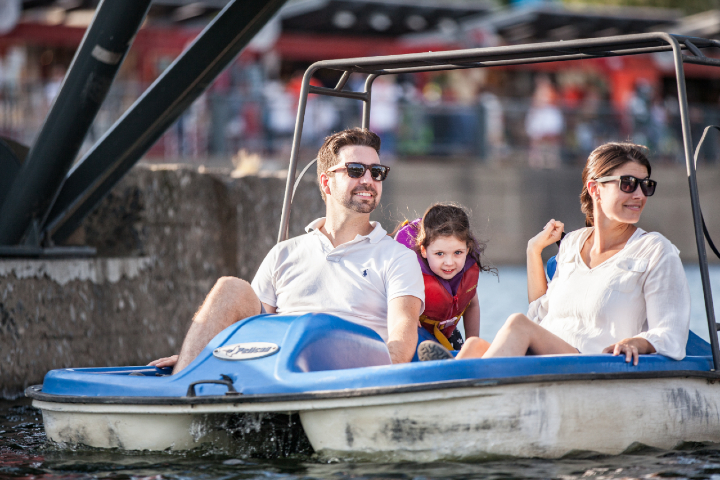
[{"xmin": 456, "ymin": 337, "xmax": 491, "ymax": 359}]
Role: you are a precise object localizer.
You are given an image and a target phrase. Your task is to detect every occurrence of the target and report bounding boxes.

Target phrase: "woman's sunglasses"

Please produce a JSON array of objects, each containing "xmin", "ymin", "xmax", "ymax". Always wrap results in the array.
[
  {"xmin": 327, "ymin": 162, "xmax": 391, "ymax": 181},
  {"xmin": 595, "ymin": 175, "xmax": 657, "ymax": 197}
]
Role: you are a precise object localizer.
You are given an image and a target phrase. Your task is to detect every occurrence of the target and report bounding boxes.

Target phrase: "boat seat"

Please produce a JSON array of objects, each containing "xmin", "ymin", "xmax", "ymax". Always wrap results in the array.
[{"xmin": 546, "ymin": 255, "xmax": 558, "ymax": 280}]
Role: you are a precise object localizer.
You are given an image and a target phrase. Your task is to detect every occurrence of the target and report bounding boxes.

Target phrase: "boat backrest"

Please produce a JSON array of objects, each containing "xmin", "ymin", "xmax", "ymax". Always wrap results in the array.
[
  {"xmin": 282, "ymin": 313, "xmax": 393, "ymax": 373},
  {"xmin": 686, "ymin": 330, "xmax": 712, "ymax": 356}
]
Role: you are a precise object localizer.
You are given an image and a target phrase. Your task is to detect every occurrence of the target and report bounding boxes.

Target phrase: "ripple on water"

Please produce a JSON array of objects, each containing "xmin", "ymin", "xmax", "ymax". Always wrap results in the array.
[{"xmin": 6, "ymin": 398, "xmax": 720, "ymax": 480}]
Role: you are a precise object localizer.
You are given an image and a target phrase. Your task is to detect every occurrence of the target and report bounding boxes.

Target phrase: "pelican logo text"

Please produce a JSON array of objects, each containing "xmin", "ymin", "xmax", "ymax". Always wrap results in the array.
[{"xmin": 213, "ymin": 342, "xmax": 280, "ymax": 361}]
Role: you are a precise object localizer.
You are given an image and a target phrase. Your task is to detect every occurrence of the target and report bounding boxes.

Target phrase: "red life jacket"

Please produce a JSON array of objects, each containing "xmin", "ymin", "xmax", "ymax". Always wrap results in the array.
[{"xmin": 420, "ymin": 263, "xmax": 480, "ymax": 349}]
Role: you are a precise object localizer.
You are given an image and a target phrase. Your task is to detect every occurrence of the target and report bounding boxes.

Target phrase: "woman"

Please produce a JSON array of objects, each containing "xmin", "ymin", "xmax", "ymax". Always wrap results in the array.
[{"xmin": 419, "ymin": 143, "xmax": 690, "ymax": 365}]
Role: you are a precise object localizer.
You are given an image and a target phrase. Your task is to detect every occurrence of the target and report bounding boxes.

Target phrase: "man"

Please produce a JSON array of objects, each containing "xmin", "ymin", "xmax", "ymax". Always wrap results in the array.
[{"xmin": 151, "ymin": 128, "xmax": 424, "ymax": 373}]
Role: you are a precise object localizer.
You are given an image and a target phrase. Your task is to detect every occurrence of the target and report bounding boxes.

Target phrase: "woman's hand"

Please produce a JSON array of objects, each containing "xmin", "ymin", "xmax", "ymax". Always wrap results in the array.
[
  {"xmin": 148, "ymin": 355, "xmax": 178, "ymax": 368},
  {"xmin": 527, "ymin": 219, "xmax": 564, "ymax": 256},
  {"xmin": 602, "ymin": 337, "xmax": 655, "ymax": 366},
  {"xmin": 526, "ymin": 219, "xmax": 564, "ymax": 303}
]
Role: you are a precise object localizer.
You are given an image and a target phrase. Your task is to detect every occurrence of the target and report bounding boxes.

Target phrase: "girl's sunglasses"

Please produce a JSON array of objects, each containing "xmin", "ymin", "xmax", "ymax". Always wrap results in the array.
[
  {"xmin": 327, "ymin": 162, "xmax": 391, "ymax": 181},
  {"xmin": 595, "ymin": 175, "xmax": 657, "ymax": 197}
]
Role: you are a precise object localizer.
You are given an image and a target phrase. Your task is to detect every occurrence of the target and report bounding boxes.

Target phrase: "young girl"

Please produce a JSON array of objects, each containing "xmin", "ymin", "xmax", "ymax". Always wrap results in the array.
[{"xmin": 395, "ymin": 203, "xmax": 493, "ymax": 353}]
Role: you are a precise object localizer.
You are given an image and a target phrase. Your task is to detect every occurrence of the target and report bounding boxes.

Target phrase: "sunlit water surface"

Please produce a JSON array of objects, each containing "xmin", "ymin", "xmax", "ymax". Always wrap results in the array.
[
  {"xmin": 3, "ymin": 265, "xmax": 720, "ymax": 479},
  {"xmin": 476, "ymin": 264, "xmax": 720, "ymax": 342}
]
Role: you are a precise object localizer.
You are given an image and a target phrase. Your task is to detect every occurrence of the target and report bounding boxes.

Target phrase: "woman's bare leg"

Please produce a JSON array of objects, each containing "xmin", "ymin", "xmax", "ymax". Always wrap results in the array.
[
  {"xmin": 173, "ymin": 276, "xmax": 261, "ymax": 374},
  {"xmin": 455, "ymin": 313, "xmax": 577, "ymax": 360},
  {"xmin": 481, "ymin": 313, "xmax": 577, "ymax": 358}
]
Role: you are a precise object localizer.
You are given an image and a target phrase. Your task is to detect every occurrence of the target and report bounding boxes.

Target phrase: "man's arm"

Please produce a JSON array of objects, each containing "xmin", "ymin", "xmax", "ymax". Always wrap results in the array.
[
  {"xmin": 262, "ymin": 302, "xmax": 277, "ymax": 314},
  {"xmin": 386, "ymin": 295, "xmax": 422, "ymax": 364}
]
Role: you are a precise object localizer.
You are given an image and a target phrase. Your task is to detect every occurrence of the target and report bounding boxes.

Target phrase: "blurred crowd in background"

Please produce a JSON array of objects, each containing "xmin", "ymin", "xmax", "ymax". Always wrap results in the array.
[{"xmin": 2, "ymin": 42, "xmax": 720, "ymax": 169}]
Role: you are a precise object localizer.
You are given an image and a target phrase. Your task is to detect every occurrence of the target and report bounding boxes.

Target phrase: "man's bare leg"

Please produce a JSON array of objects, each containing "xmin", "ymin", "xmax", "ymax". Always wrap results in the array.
[
  {"xmin": 172, "ymin": 276, "xmax": 261, "ymax": 374},
  {"xmin": 469, "ymin": 313, "xmax": 576, "ymax": 359}
]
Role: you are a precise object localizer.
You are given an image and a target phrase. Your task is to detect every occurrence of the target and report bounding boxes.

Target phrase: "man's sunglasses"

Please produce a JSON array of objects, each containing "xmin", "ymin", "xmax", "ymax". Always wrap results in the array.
[
  {"xmin": 595, "ymin": 175, "xmax": 657, "ymax": 197},
  {"xmin": 327, "ymin": 162, "xmax": 391, "ymax": 181}
]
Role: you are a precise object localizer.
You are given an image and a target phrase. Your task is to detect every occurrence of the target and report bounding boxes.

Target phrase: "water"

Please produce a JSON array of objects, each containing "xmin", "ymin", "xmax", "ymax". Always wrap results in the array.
[
  {"xmin": 4, "ymin": 265, "xmax": 720, "ymax": 478},
  {"xmin": 476, "ymin": 264, "xmax": 720, "ymax": 343},
  {"xmin": 5, "ymin": 398, "xmax": 720, "ymax": 479}
]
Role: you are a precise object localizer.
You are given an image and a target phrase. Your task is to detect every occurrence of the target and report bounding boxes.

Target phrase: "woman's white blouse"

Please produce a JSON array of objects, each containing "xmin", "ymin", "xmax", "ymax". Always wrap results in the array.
[{"xmin": 527, "ymin": 227, "xmax": 690, "ymax": 360}]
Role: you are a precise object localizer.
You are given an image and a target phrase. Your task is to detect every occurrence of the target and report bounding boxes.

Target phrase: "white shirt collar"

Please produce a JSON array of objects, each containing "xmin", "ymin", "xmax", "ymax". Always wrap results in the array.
[{"xmin": 305, "ymin": 217, "xmax": 387, "ymax": 244}]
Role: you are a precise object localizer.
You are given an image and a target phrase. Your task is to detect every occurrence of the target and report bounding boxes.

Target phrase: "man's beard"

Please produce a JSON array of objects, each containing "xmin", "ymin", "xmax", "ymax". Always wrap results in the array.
[{"xmin": 341, "ymin": 186, "xmax": 378, "ymax": 214}]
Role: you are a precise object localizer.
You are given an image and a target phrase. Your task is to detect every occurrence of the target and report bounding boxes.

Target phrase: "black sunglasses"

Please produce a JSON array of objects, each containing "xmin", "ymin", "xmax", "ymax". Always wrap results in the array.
[
  {"xmin": 595, "ymin": 175, "xmax": 657, "ymax": 197},
  {"xmin": 327, "ymin": 162, "xmax": 391, "ymax": 181}
]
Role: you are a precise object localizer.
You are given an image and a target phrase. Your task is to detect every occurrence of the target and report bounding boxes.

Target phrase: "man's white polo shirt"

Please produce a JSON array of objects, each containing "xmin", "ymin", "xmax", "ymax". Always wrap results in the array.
[{"xmin": 251, "ymin": 218, "xmax": 425, "ymax": 341}]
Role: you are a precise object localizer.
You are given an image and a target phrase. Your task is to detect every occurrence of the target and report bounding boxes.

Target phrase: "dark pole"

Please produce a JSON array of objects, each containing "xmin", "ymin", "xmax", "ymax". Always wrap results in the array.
[
  {"xmin": 0, "ymin": 138, "xmax": 28, "ymax": 209},
  {"xmin": 668, "ymin": 34, "xmax": 720, "ymax": 370},
  {"xmin": 278, "ymin": 65, "xmax": 317, "ymax": 243},
  {"xmin": 44, "ymin": 0, "xmax": 288, "ymax": 245},
  {"xmin": 0, "ymin": 0, "xmax": 152, "ymax": 246},
  {"xmin": 361, "ymin": 74, "xmax": 377, "ymax": 130}
]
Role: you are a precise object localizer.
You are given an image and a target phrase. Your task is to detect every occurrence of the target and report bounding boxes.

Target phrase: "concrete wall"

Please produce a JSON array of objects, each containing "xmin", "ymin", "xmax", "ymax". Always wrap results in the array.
[
  {"xmin": 2, "ymin": 161, "xmax": 718, "ymax": 397},
  {"xmin": 0, "ymin": 165, "xmax": 325, "ymax": 398}
]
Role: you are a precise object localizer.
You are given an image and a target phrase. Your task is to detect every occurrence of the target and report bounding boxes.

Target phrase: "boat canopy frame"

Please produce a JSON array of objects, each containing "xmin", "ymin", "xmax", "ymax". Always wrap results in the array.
[{"xmin": 277, "ymin": 32, "xmax": 720, "ymax": 372}]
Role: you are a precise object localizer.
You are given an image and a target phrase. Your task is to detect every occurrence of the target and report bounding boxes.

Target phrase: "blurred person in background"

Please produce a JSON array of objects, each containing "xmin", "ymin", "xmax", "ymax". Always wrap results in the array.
[
  {"xmin": 369, "ymin": 76, "xmax": 401, "ymax": 160},
  {"xmin": 525, "ymin": 75, "xmax": 564, "ymax": 169}
]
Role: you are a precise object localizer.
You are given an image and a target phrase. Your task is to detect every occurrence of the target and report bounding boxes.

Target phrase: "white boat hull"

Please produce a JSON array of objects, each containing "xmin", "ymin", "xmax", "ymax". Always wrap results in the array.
[
  {"xmin": 39, "ymin": 409, "xmax": 226, "ymax": 450},
  {"xmin": 33, "ymin": 400, "xmax": 298, "ymax": 451},
  {"xmin": 299, "ymin": 377, "xmax": 720, "ymax": 460},
  {"xmin": 33, "ymin": 376, "xmax": 720, "ymax": 458}
]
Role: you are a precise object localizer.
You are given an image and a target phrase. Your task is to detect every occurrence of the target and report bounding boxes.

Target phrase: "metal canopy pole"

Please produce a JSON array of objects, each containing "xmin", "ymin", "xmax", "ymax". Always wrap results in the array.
[
  {"xmin": 276, "ymin": 68, "xmax": 373, "ymax": 243},
  {"xmin": 44, "ymin": 0, "xmax": 288, "ymax": 245},
  {"xmin": 0, "ymin": 0, "xmax": 152, "ymax": 246},
  {"xmin": 667, "ymin": 34, "xmax": 720, "ymax": 371},
  {"xmin": 300, "ymin": 34, "xmax": 682, "ymax": 74},
  {"xmin": 278, "ymin": 66, "xmax": 320, "ymax": 244},
  {"xmin": 362, "ymin": 74, "xmax": 378, "ymax": 129},
  {"xmin": 274, "ymin": 33, "xmax": 690, "ymax": 244}
]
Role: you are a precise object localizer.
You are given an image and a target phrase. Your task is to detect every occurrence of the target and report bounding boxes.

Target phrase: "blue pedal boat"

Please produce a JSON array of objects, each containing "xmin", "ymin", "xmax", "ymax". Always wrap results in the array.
[{"xmin": 27, "ymin": 312, "xmax": 719, "ymax": 458}]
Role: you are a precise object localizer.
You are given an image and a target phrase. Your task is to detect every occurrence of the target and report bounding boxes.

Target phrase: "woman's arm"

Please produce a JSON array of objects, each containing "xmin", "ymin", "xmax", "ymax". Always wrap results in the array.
[
  {"xmin": 463, "ymin": 293, "xmax": 480, "ymax": 338},
  {"xmin": 633, "ymin": 239, "xmax": 690, "ymax": 360},
  {"xmin": 603, "ymin": 237, "xmax": 690, "ymax": 363},
  {"xmin": 527, "ymin": 219, "xmax": 564, "ymax": 303}
]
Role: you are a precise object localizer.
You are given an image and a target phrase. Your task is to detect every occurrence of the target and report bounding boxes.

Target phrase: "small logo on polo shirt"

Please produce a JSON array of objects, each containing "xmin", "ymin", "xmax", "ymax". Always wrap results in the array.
[{"xmin": 362, "ymin": 269, "xmax": 368, "ymax": 277}]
